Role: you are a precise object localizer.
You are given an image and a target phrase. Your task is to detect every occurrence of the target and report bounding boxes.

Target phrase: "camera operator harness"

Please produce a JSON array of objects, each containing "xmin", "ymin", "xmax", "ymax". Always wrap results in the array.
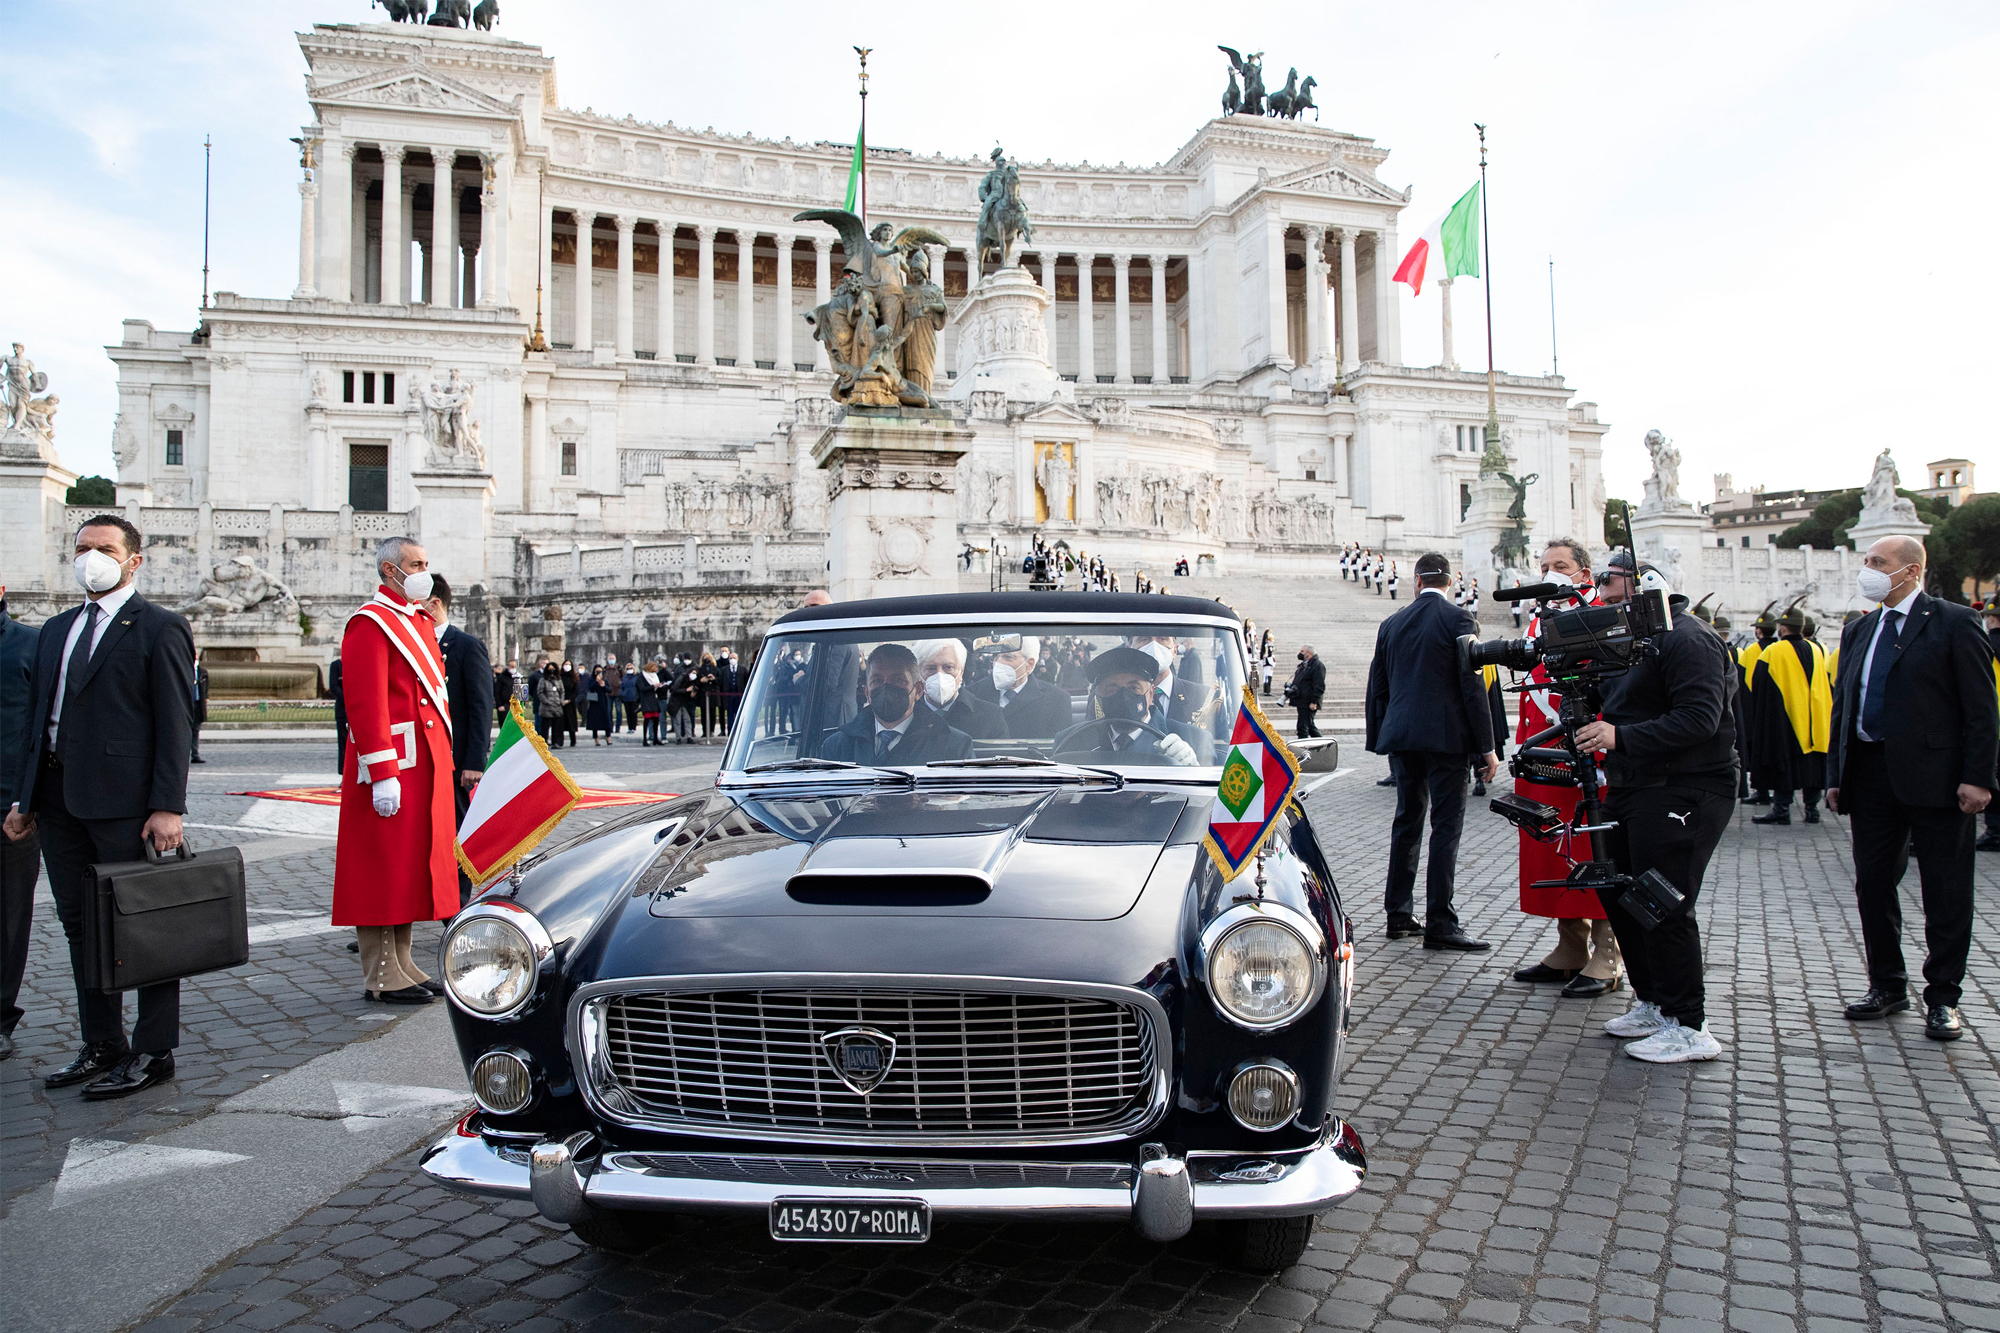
[{"xmin": 1458, "ymin": 579, "xmax": 1689, "ymax": 930}]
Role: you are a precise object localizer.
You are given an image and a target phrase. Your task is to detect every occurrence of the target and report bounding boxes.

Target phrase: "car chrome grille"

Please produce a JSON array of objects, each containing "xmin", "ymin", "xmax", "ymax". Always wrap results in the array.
[
  {"xmin": 614, "ymin": 1153, "xmax": 1135, "ymax": 1191},
  {"xmin": 593, "ymin": 988, "xmax": 1160, "ymax": 1143}
]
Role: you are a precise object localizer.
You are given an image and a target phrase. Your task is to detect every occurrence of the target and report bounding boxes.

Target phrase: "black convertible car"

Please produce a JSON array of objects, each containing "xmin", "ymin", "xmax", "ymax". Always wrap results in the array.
[{"xmin": 421, "ymin": 592, "xmax": 1364, "ymax": 1270}]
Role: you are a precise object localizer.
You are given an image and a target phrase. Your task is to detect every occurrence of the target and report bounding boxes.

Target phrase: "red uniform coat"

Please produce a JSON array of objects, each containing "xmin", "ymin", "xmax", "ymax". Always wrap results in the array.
[
  {"xmin": 1516, "ymin": 587, "xmax": 1609, "ymax": 921},
  {"xmin": 332, "ymin": 589, "xmax": 459, "ymax": 927}
]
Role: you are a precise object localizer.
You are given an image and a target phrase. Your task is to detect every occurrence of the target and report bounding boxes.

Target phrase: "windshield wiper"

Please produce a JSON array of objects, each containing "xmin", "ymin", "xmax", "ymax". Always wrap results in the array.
[
  {"xmin": 740, "ymin": 758, "xmax": 913, "ymax": 784},
  {"xmin": 918, "ymin": 758, "xmax": 1124, "ymax": 787},
  {"xmin": 923, "ymin": 756, "xmax": 1058, "ymax": 768}
]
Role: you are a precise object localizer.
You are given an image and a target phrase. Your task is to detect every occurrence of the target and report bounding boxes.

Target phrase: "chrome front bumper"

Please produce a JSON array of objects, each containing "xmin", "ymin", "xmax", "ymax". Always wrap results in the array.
[{"xmin": 420, "ymin": 1117, "xmax": 1366, "ymax": 1241}]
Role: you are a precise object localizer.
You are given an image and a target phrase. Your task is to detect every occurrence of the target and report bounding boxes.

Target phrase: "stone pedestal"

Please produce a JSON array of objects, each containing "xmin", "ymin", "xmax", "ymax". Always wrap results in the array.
[
  {"xmin": 945, "ymin": 266, "xmax": 1063, "ymax": 404},
  {"xmin": 0, "ymin": 433, "xmax": 76, "ymax": 592},
  {"xmin": 812, "ymin": 409, "xmax": 973, "ymax": 602},
  {"xmin": 1630, "ymin": 501, "xmax": 1707, "ymax": 594},
  {"xmin": 413, "ymin": 469, "xmax": 495, "ymax": 590},
  {"xmin": 189, "ymin": 606, "xmax": 318, "ymax": 697},
  {"xmin": 1455, "ymin": 471, "xmax": 1524, "ymax": 595},
  {"xmin": 1848, "ymin": 506, "xmax": 1931, "ymax": 554}
]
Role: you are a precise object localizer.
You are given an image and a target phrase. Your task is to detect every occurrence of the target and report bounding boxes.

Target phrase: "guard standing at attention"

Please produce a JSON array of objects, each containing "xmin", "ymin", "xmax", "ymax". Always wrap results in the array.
[
  {"xmin": 1738, "ymin": 604, "xmax": 1778, "ymax": 805},
  {"xmin": 1748, "ymin": 601, "xmax": 1832, "ymax": 826},
  {"xmin": 332, "ymin": 536, "xmax": 459, "ymax": 1004}
]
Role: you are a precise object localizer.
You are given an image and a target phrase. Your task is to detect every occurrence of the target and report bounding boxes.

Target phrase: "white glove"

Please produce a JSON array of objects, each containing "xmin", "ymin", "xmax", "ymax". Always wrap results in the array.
[
  {"xmin": 1156, "ymin": 734, "xmax": 1198, "ymax": 767},
  {"xmin": 372, "ymin": 777, "xmax": 402, "ymax": 817}
]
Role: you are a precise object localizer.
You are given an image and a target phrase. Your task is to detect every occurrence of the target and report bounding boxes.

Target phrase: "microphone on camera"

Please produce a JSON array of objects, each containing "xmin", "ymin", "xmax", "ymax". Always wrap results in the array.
[{"xmin": 1492, "ymin": 582, "xmax": 1569, "ymax": 603}]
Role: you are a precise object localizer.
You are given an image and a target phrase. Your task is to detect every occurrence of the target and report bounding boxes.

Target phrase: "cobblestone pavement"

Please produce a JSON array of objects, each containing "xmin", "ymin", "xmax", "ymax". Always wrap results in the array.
[
  {"xmin": 30, "ymin": 742, "xmax": 2000, "ymax": 1333},
  {"xmin": 2, "ymin": 736, "xmax": 715, "ymax": 1204}
]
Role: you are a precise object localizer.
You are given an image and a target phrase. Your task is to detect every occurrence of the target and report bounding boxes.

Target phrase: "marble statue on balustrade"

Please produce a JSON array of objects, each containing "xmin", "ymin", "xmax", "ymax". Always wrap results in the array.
[
  {"xmin": 796, "ymin": 208, "xmax": 949, "ymax": 409},
  {"xmin": 901, "ymin": 249, "xmax": 948, "ymax": 397},
  {"xmin": 975, "ymin": 147, "xmax": 1034, "ymax": 270},
  {"xmin": 1640, "ymin": 427, "xmax": 1684, "ymax": 511},
  {"xmin": 3, "ymin": 343, "xmax": 48, "ymax": 433},
  {"xmin": 175, "ymin": 556, "xmax": 298, "ymax": 619},
  {"xmin": 421, "ymin": 368, "xmax": 486, "ymax": 469},
  {"xmin": 1860, "ymin": 448, "xmax": 1923, "ymax": 525}
]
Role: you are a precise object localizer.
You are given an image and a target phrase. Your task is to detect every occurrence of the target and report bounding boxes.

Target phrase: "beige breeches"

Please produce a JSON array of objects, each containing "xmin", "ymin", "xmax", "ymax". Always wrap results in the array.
[{"xmin": 1542, "ymin": 917, "xmax": 1622, "ymax": 979}]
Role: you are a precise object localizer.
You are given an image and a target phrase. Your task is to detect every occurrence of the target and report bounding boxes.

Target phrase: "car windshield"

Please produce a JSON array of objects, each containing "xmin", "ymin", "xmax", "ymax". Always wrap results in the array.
[{"xmin": 722, "ymin": 619, "xmax": 1248, "ymax": 776}]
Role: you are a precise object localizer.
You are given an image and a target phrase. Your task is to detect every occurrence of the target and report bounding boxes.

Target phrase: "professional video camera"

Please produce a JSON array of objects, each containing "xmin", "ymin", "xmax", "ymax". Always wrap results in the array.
[{"xmin": 1457, "ymin": 575, "xmax": 1686, "ymax": 930}]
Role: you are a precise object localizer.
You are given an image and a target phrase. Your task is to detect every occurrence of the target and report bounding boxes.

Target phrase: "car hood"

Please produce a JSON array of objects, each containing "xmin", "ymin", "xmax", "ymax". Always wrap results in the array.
[{"xmin": 644, "ymin": 785, "xmax": 1198, "ymax": 921}]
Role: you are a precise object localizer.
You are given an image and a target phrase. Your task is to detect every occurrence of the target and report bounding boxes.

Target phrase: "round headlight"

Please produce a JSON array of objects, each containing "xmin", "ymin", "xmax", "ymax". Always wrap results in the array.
[
  {"xmin": 1227, "ymin": 1061, "xmax": 1301, "ymax": 1131},
  {"xmin": 445, "ymin": 915, "xmax": 537, "ymax": 1016},
  {"xmin": 471, "ymin": 1049, "xmax": 535, "ymax": 1114},
  {"xmin": 1207, "ymin": 917, "xmax": 1320, "ymax": 1029}
]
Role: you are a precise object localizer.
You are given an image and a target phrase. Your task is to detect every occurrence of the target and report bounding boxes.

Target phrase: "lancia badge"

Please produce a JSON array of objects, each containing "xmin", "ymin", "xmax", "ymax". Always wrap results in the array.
[{"xmin": 820, "ymin": 1025, "xmax": 896, "ymax": 1095}]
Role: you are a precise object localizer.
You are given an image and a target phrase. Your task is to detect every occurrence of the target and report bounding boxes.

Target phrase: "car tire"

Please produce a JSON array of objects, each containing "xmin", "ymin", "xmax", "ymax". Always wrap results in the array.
[
  {"xmin": 1215, "ymin": 1215, "xmax": 1314, "ymax": 1271},
  {"xmin": 567, "ymin": 1207, "xmax": 663, "ymax": 1253}
]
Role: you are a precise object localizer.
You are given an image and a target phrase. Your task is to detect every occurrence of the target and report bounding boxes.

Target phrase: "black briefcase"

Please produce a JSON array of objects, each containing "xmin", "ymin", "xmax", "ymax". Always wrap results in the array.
[{"xmin": 83, "ymin": 839, "xmax": 249, "ymax": 991}]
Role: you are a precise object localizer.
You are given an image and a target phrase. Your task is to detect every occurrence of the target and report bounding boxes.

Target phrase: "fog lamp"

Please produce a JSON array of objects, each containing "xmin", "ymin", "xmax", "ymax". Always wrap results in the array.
[
  {"xmin": 1227, "ymin": 1061, "xmax": 1300, "ymax": 1132},
  {"xmin": 471, "ymin": 1050, "xmax": 535, "ymax": 1115}
]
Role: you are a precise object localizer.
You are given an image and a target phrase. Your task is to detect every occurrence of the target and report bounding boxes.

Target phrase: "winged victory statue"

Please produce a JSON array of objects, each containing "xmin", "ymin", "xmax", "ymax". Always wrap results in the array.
[{"xmin": 796, "ymin": 209, "xmax": 951, "ymax": 408}]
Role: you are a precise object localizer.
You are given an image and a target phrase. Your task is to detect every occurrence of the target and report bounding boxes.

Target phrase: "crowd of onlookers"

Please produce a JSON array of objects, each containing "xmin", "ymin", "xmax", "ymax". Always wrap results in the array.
[{"xmin": 490, "ymin": 649, "xmax": 749, "ymax": 748}]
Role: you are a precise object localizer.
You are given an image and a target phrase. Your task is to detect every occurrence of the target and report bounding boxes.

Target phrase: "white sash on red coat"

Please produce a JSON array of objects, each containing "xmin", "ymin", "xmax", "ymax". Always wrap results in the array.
[{"xmin": 346, "ymin": 595, "xmax": 452, "ymax": 764}]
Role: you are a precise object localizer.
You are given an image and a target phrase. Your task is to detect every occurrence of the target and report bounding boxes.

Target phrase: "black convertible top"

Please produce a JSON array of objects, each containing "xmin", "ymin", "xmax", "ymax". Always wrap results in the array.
[{"xmin": 772, "ymin": 590, "xmax": 1243, "ymax": 628}]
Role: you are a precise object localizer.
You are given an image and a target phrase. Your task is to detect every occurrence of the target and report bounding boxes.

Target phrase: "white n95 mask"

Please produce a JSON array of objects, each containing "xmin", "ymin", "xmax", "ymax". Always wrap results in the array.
[
  {"xmin": 399, "ymin": 569, "xmax": 434, "ymax": 603},
  {"xmin": 925, "ymin": 672, "xmax": 959, "ymax": 707},
  {"xmin": 1139, "ymin": 641, "xmax": 1174, "ymax": 673},
  {"xmin": 74, "ymin": 549, "xmax": 125, "ymax": 594},
  {"xmin": 1856, "ymin": 567, "xmax": 1896, "ymax": 602},
  {"xmin": 991, "ymin": 662, "xmax": 1018, "ymax": 693}
]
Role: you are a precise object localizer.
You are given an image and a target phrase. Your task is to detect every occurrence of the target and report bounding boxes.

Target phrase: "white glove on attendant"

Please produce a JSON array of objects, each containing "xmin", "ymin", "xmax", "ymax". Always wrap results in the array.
[
  {"xmin": 1157, "ymin": 734, "xmax": 1198, "ymax": 767},
  {"xmin": 372, "ymin": 777, "xmax": 402, "ymax": 817}
]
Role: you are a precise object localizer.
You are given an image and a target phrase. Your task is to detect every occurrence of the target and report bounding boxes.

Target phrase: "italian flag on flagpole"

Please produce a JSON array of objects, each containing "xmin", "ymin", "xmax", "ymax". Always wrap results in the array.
[
  {"xmin": 456, "ymin": 699, "xmax": 584, "ymax": 886},
  {"xmin": 1393, "ymin": 182, "xmax": 1482, "ymax": 297},
  {"xmin": 843, "ymin": 118, "xmax": 865, "ymax": 212}
]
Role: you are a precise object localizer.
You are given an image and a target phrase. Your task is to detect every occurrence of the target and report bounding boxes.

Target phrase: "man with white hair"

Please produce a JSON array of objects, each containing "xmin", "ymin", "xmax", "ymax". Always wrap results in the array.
[
  {"xmin": 914, "ymin": 638, "xmax": 1006, "ymax": 740},
  {"xmin": 968, "ymin": 634, "xmax": 1072, "ymax": 738}
]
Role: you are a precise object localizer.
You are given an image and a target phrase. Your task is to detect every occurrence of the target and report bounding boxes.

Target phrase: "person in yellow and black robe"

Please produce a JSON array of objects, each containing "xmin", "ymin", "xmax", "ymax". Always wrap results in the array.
[
  {"xmin": 1737, "ymin": 607, "xmax": 1778, "ymax": 805},
  {"xmin": 1748, "ymin": 604, "xmax": 1832, "ymax": 825}
]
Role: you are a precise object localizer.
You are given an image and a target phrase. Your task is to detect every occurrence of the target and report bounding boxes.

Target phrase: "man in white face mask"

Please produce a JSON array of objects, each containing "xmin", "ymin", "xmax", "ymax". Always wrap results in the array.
[
  {"xmin": 969, "ymin": 635, "xmax": 1071, "ymax": 740},
  {"xmin": 914, "ymin": 638, "xmax": 1006, "ymax": 740},
  {"xmin": 1827, "ymin": 536, "xmax": 1998, "ymax": 1041},
  {"xmin": 7, "ymin": 515, "xmax": 196, "ymax": 1097},
  {"xmin": 329, "ymin": 537, "xmax": 459, "ymax": 1005}
]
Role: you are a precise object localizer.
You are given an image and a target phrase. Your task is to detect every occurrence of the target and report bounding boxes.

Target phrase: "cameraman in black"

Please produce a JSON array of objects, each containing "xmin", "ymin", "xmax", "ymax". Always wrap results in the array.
[{"xmin": 1571, "ymin": 554, "xmax": 1737, "ymax": 1064}]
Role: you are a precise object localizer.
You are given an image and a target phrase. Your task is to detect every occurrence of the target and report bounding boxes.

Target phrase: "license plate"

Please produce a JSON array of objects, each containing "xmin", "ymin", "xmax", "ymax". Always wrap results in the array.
[{"xmin": 769, "ymin": 1197, "xmax": 931, "ymax": 1243}]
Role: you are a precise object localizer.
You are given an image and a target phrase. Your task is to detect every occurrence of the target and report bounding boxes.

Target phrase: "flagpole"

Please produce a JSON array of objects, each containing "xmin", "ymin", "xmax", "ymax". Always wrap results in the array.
[
  {"xmin": 1548, "ymin": 255, "xmax": 1559, "ymax": 378},
  {"xmin": 1476, "ymin": 123, "xmax": 1497, "ymax": 444},
  {"xmin": 853, "ymin": 47, "xmax": 870, "ymax": 229}
]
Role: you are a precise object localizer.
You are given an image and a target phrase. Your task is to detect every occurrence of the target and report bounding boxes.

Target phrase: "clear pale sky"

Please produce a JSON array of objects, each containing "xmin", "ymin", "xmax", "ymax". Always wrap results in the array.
[{"xmin": 7, "ymin": 1, "xmax": 1995, "ymax": 507}]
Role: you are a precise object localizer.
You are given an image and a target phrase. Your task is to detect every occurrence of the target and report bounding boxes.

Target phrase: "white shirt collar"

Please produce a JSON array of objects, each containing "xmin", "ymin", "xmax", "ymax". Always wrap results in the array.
[
  {"xmin": 874, "ymin": 711, "xmax": 915, "ymax": 737},
  {"xmin": 86, "ymin": 581, "xmax": 138, "ymax": 621},
  {"xmin": 1420, "ymin": 586, "xmax": 1449, "ymax": 599},
  {"xmin": 1883, "ymin": 584, "xmax": 1921, "ymax": 616}
]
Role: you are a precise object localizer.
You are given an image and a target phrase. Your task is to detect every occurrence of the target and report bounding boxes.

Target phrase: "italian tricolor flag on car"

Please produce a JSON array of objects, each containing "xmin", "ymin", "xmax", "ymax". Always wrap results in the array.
[
  {"xmin": 1393, "ymin": 182, "xmax": 1482, "ymax": 297},
  {"xmin": 456, "ymin": 700, "xmax": 584, "ymax": 885}
]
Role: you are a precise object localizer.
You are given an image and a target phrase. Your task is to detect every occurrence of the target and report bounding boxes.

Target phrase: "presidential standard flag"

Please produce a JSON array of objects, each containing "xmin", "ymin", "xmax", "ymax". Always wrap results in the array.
[
  {"xmin": 456, "ymin": 699, "xmax": 584, "ymax": 885},
  {"xmin": 1203, "ymin": 688, "xmax": 1303, "ymax": 881}
]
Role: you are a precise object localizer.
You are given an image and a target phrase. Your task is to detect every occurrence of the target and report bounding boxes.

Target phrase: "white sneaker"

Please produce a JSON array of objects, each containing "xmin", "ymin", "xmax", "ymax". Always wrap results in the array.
[
  {"xmin": 1603, "ymin": 1000, "xmax": 1665, "ymax": 1038},
  {"xmin": 1624, "ymin": 1018, "xmax": 1723, "ymax": 1063}
]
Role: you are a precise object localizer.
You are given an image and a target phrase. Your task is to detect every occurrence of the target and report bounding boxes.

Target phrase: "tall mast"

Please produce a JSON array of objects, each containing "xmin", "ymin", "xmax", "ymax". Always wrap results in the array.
[
  {"xmin": 202, "ymin": 134, "xmax": 212, "ymax": 310},
  {"xmin": 854, "ymin": 47, "xmax": 870, "ymax": 230},
  {"xmin": 1477, "ymin": 123, "xmax": 1496, "ymax": 444},
  {"xmin": 1548, "ymin": 255, "xmax": 1559, "ymax": 377}
]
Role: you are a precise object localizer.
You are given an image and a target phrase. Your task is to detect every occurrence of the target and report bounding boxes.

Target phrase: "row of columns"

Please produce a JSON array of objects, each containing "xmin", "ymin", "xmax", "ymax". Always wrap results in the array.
[
  {"xmin": 1018, "ymin": 251, "xmax": 1183, "ymax": 385},
  {"xmin": 297, "ymin": 140, "xmax": 509, "ymax": 309},
  {"xmin": 1295, "ymin": 224, "xmax": 1378, "ymax": 375}
]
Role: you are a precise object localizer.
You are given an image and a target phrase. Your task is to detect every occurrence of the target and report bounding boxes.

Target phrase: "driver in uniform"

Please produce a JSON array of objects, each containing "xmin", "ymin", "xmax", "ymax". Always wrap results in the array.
[
  {"xmin": 1063, "ymin": 646, "xmax": 1203, "ymax": 766},
  {"xmin": 820, "ymin": 643, "xmax": 974, "ymax": 765}
]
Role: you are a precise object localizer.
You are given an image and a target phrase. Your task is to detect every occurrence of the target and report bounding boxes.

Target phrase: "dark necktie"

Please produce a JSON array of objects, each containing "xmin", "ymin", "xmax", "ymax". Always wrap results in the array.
[
  {"xmin": 64, "ymin": 603, "xmax": 101, "ymax": 707},
  {"xmin": 875, "ymin": 730, "xmax": 898, "ymax": 761},
  {"xmin": 1860, "ymin": 610, "xmax": 1901, "ymax": 738}
]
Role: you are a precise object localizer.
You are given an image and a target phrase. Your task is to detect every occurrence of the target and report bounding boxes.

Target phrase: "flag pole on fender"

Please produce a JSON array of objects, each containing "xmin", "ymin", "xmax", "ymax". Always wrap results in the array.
[{"xmin": 456, "ymin": 699, "xmax": 583, "ymax": 887}]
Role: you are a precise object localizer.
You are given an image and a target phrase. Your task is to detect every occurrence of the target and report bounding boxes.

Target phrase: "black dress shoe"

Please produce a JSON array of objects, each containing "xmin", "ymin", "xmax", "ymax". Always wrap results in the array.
[
  {"xmin": 0, "ymin": 1030, "xmax": 14, "ymax": 1060},
  {"xmin": 1926, "ymin": 1005, "xmax": 1964, "ymax": 1041},
  {"xmin": 1375, "ymin": 777, "xmax": 1396, "ymax": 787},
  {"xmin": 364, "ymin": 985, "xmax": 432, "ymax": 1005},
  {"xmin": 1424, "ymin": 929, "xmax": 1492, "ymax": 952},
  {"xmin": 419, "ymin": 978, "xmax": 446, "ymax": 996},
  {"xmin": 1742, "ymin": 793, "xmax": 1770, "ymax": 806},
  {"xmin": 1561, "ymin": 971, "xmax": 1623, "ymax": 998},
  {"xmin": 1804, "ymin": 808, "xmax": 1822, "ymax": 824},
  {"xmin": 1844, "ymin": 987, "xmax": 1910, "ymax": 1020},
  {"xmin": 1750, "ymin": 810, "xmax": 1791, "ymax": 826},
  {"xmin": 191, "ymin": 756, "xmax": 207, "ymax": 764},
  {"xmin": 1977, "ymin": 833, "xmax": 2000, "ymax": 852},
  {"xmin": 346, "ymin": 940, "xmax": 360, "ymax": 953},
  {"xmin": 1385, "ymin": 915, "xmax": 1424, "ymax": 940},
  {"xmin": 45, "ymin": 1042, "xmax": 128, "ymax": 1089},
  {"xmin": 1512, "ymin": 962, "xmax": 1578, "ymax": 984},
  {"xmin": 82, "ymin": 1051, "xmax": 176, "ymax": 1100}
]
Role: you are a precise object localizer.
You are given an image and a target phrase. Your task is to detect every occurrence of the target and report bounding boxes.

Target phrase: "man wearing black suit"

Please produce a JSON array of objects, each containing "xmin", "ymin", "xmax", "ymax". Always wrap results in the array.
[
  {"xmin": 4, "ymin": 515, "xmax": 194, "ymax": 1098},
  {"xmin": 421, "ymin": 577, "xmax": 493, "ymax": 909},
  {"xmin": 1, "ymin": 583, "xmax": 41, "ymax": 1060},
  {"xmin": 1828, "ymin": 536, "xmax": 1999, "ymax": 1041},
  {"xmin": 329, "ymin": 655, "xmax": 348, "ymax": 775},
  {"xmin": 1061, "ymin": 646, "xmax": 1204, "ymax": 767},
  {"xmin": 915, "ymin": 638, "xmax": 1008, "ymax": 740},
  {"xmin": 820, "ymin": 644, "xmax": 975, "ymax": 765},
  {"xmin": 1290, "ymin": 646, "xmax": 1326, "ymax": 738},
  {"xmin": 1127, "ymin": 634, "xmax": 1222, "ymax": 761},
  {"xmin": 968, "ymin": 635, "xmax": 1073, "ymax": 739},
  {"xmin": 1365, "ymin": 552, "xmax": 1499, "ymax": 950},
  {"xmin": 189, "ymin": 656, "xmax": 210, "ymax": 764}
]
